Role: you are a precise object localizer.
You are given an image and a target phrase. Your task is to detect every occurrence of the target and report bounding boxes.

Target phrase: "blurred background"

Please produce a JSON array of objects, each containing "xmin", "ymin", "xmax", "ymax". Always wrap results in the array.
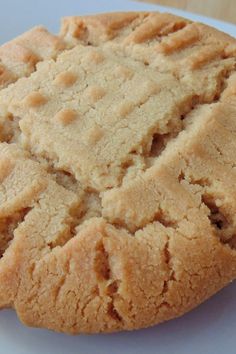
[
  {"xmin": 139, "ymin": 0, "xmax": 236, "ymax": 23},
  {"xmin": 0, "ymin": 0, "xmax": 236, "ymax": 44}
]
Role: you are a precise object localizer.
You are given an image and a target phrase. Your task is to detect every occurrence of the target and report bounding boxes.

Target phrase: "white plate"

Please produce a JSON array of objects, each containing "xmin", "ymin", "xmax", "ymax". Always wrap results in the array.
[{"xmin": 0, "ymin": 1, "xmax": 236, "ymax": 353}]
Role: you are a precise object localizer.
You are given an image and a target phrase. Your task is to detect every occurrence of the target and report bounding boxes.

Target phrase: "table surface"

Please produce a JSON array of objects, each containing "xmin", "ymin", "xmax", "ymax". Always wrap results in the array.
[{"xmin": 140, "ymin": 0, "xmax": 236, "ymax": 24}]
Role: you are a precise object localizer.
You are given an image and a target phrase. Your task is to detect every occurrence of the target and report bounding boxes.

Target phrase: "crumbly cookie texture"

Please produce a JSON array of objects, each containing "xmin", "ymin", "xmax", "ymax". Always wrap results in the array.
[
  {"xmin": 0, "ymin": 26, "xmax": 66, "ymax": 90},
  {"xmin": 0, "ymin": 12, "xmax": 236, "ymax": 334}
]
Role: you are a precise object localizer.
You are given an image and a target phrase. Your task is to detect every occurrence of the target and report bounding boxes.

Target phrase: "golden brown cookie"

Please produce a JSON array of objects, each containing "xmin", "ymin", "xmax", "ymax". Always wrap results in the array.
[
  {"xmin": 0, "ymin": 26, "xmax": 66, "ymax": 90},
  {"xmin": 0, "ymin": 12, "xmax": 236, "ymax": 334}
]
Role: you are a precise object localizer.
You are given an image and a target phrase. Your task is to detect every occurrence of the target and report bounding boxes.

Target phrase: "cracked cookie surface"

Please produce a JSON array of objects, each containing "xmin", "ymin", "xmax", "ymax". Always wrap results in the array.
[{"xmin": 0, "ymin": 11, "xmax": 236, "ymax": 334}]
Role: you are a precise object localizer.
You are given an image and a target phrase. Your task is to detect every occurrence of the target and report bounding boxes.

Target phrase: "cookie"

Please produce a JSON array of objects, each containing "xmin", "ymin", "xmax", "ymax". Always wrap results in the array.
[
  {"xmin": 0, "ymin": 26, "xmax": 66, "ymax": 90},
  {"xmin": 0, "ymin": 12, "xmax": 236, "ymax": 334}
]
